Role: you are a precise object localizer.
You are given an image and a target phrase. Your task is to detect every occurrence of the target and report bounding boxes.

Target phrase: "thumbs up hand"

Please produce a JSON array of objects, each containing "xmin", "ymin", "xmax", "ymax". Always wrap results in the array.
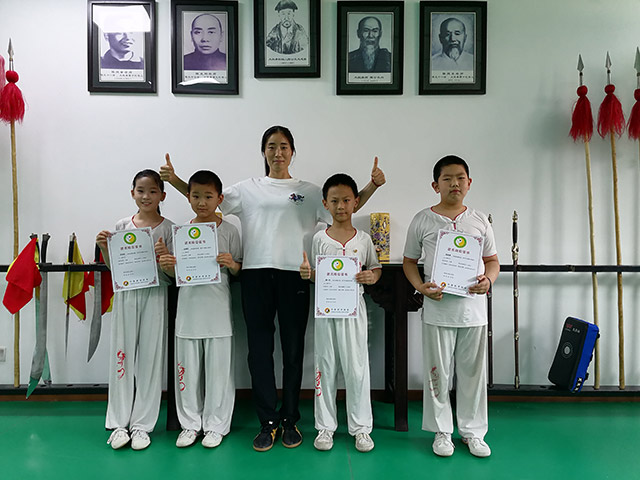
[
  {"xmin": 300, "ymin": 251, "xmax": 312, "ymax": 280},
  {"xmin": 371, "ymin": 156, "xmax": 386, "ymax": 188},
  {"xmin": 155, "ymin": 237, "xmax": 169, "ymax": 257},
  {"xmin": 160, "ymin": 153, "xmax": 177, "ymax": 183}
]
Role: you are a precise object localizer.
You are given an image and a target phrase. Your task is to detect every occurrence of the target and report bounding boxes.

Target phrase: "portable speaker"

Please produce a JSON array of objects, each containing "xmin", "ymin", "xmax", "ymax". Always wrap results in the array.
[{"xmin": 548, "ymin": 316, "xmax": 599, "ymax": 393}]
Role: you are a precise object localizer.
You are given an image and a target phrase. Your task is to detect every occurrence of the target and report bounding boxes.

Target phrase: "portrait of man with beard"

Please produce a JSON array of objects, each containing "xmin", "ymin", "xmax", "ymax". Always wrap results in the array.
[
  {"xmin": 265, "ymin": 0, "xmax": 309, "ymax": 55},
  {"xmin": 430, "ymin": 16, "xmax": 474, "ymax": 71},
  {"xmin": 347, "ymin": 16, "xmax": 392, "ymax": 73}
]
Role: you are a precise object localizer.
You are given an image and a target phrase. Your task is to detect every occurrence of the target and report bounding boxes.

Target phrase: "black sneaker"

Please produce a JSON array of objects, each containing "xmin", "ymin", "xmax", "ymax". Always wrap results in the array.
[
  {"xmin": 281, "ymin": 421, "xmax": 303, "ymax": 448},
  {"xmin": 253, "ymin": 422, "xmax": 279, "ymax": 452}
]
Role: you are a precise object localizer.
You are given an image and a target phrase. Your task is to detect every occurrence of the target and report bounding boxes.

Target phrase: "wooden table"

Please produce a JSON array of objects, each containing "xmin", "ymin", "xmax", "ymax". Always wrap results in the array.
[{"xmin": 365, "ymin": 263, "xmax": 423, "ymax": 431}]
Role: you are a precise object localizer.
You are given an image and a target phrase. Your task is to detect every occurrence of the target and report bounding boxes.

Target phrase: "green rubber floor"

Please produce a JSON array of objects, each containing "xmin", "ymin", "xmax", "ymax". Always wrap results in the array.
[{"xmin": 1, "ymin": 398, "xmax": 637, "ymax": 479}]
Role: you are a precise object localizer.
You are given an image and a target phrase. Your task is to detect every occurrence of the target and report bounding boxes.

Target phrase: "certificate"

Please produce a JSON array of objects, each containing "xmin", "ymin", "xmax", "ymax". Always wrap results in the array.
[
  {"xmin": 431, "ymin": 230, "xmax": 484, "ymax": 298},
  {"xmin": 172, "ymin": 223, "xmax": 220, "ymax": 287},
  {"xmin": 107, "ymin": 227, "xmax": 159, "ymax": 292},
  {"xmin": 314, "ymin": 255, "xmax": 359, "ymax": 319}
]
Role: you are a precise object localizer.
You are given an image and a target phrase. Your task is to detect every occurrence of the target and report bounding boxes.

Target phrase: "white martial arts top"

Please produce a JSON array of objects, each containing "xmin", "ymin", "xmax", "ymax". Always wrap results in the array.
[
  {"xmin": 115, "ymin": 215, "xmax": 174, "ymax": 286},
  {"xmin": 403, "ymin": 207, "xmax": 497, "ymax": 327},
  {"xmin": 311, "ymin": 228, "xmax": 381, "ymax": 297},
  {"xmin": 221, "ymin": 177, "xmax": 331, "ymax": 271},
  {"xmin": 175, "ymin": 219, "xmax": 242, "ymax": 339}
]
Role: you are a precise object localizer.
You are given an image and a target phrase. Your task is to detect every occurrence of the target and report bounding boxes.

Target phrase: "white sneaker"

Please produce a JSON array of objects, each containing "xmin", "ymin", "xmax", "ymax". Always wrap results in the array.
[
  {"xmin": 107, "ymin": 427, "xmax": 130, "ymax": 450},
  {"xmin": 313, "ymin": 430, "xmax": 334, "ymax": 451},
  {"xmin": 432, "ymin": 432, "xmax": 454, "ymax": 457},
  {"xmin": 130, "ymin": 429, "xmax": 151, "ymax": 450},
  {"xmin": 463, "ymin": 437, "xmax": 491, "ymax": 457},
  {"xmin": 202, "ymin": 431, "xmax": 223, "ymax": 448},
  {"xmin": 176, "ymin": 429, "xmax": 198, "ymax": 448},
  {"xmin": 355, "ymin": 433, "xmax": 374, "ymax": 453}
]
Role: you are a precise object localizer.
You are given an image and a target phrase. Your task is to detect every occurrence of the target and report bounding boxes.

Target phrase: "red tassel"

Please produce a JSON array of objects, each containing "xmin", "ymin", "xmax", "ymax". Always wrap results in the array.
[
  {"xmin": 0, "ymin": 55, "xmax": 5, "ymax": 91},
  {"xmin": 628, "ymin": 89, "xmax": 640, "ymax": 140},
  {"xmin": 0, "ymin": 70, "xmax": 25, "ymax": 123},
  {"xmin": 597, "ymin": 84, "xmax": 625, "ymax": 138},
  {"xmin": 570, "ymin": 85, "xmax": 594, "ymax": 142}
]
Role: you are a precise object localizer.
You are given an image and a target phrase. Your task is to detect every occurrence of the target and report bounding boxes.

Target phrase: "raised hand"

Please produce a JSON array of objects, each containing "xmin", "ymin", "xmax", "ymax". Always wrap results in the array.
[
  {"xmin": 371, "ymin": 156, "xmax": 386, "ymax": 187},
  {"xmin": 300, "ymin": 251, "xmax": 312, "ymax": 280},
  {"xmin": 155, "ymin": 237, "xmax": 170, "ymax": 257},
  {"xmin": 159, "ymin": 153, "xmax": 177, "ymax": 183}
]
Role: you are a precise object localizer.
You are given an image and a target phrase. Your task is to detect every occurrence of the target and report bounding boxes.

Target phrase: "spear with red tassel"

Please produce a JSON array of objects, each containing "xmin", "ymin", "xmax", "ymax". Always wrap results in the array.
[
  {"xmin": 597, "ymin": 52, "xmax": 625, "ymax": 390},
  {"xmin": 0, "ymin": 39, "xmax": 26, "ymax": 387},
  {"xmin": 569, "ymin": 54, "xmax": 600, "ymax": 389}
]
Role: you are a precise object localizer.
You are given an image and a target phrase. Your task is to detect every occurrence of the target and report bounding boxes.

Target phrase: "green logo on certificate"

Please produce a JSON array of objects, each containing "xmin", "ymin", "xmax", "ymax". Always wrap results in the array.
[
  {"xmin": 454, "ymin": 236, "xmax": 467, "ymax": 248},
  {"xmin": 331, "ymin": 259, "xmax": 344, "ymax": 271},
  {"xmin": 124, "ymin": 233, "xmax": 137, "ymax": 245},
  {"xmin": 186, "ymin": 276, "xmax": 192, "ymax": 282},
  {"xmin": 188, "ymin": 227, "xmax": 201, "ymax": 239}
]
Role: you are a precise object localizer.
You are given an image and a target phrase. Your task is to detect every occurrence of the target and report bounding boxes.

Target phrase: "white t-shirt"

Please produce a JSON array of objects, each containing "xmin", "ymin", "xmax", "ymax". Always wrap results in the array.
[
  {"xmin": 115, "ymin": 215, "xmax": 174, "ymax": 286},
  {"xmin": 311, "ymin": 228, "xmax": 381, "ymax": 297},
  {"xmin": 175, "ymin": 219, "xmax": 242, "ymax": 339},
  {"xmin": 403, "ymin": 207, "xmax": 497, "ymax": 327},
  {"xmin": 221, "ymin": 177, "xmax": 331, "ymax": 271}
]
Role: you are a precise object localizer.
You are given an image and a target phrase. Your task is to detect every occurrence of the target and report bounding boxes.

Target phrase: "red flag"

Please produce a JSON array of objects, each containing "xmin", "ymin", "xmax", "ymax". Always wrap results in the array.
[
  {"xmin": 63, "ymin": 241, "xmax": 89, "ymax": 320},
  {"xmin": 3, "ymin": 237, "xmax": 41, "ymax": 314},
  {"xmin": 86, "ymin": 252, "xmax": 114, "ymax": 315}
]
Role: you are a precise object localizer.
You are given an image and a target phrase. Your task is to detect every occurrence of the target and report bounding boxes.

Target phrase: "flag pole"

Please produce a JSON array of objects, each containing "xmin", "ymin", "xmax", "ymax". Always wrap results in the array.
[
  {"xmin": 569, "ymin": 55, "xmax": 599, "ymax": 389},
  {"xmin": 597, "ymin": 52, "xmax": 626, "ymax": 390}
]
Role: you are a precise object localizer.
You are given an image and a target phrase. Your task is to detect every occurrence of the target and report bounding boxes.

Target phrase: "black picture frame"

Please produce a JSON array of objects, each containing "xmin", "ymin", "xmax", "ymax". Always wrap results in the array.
[
  {"xmin": 419, "ymin": 1, "xmax": 487, "ymax": 95},
  {"xmin": 87, "ymin": 0, "xmax": 157, "ymax": 93},
  {"xmin": 171, "ymin": 0, "xmax": 239, "ymax": 95},
  {"xmin": 254, "ymin": 0, "xmax": 320, "ymax": 78},
  {"xmin": 336, "ymin": 1, "xmax": 404, "ymax": 96}
]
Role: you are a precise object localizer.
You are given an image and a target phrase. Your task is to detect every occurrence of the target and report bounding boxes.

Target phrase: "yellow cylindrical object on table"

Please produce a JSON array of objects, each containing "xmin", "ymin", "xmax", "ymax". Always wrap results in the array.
[{"xmin": 370, "ymin": 212, "xmax": 390, "ymax": 263}]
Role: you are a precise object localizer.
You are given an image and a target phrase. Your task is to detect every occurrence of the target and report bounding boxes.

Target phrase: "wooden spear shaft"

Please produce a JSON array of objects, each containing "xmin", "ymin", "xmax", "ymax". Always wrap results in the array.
[
  {"xmin": 609, "ymin": 128, "xmax": 625, "ymax": 390},
  {"xmin": 11, "ymin": 120, "xmax": 20, "ymax": 387},
  {"xmin": 583, "ymin": 139, "xmax": 600, "ymax": 389}
]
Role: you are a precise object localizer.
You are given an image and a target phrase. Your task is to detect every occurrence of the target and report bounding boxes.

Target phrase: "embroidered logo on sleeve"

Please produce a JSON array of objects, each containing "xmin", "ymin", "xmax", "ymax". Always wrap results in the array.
[{"xmin": 289, "ymin": 193, "xmax": 305, "ymax": 205}]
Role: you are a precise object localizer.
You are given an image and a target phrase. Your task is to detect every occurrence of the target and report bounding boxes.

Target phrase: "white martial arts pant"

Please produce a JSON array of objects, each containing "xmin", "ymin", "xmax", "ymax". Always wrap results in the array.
[
  {"xmin": 175, "ymin": 336, "xmax": 235, "ymax": 434},
  {"xmin": 105, "ymin": 287, "xmax": 167, "ymax": 433},
  {"xmin": 422, "ymin": 323, "xmax": 488, "ymax": 439},
  {"xmin": 314, "ymin": 298, "xmax": 372, "ymax": 435}
]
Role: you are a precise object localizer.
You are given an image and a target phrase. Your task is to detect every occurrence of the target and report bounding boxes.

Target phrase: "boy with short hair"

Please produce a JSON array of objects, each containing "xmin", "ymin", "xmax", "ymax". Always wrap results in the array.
[
  {"xmin": 402, "ymin": 156, "xmax": 499, "ymax": 458},
  {"xmin": 300, "ymin": 173, "xmax": 381, "ymax": 453},
  {"xmin": 158, "ymin": 170, "xmax": 242, "ymax": 449}
]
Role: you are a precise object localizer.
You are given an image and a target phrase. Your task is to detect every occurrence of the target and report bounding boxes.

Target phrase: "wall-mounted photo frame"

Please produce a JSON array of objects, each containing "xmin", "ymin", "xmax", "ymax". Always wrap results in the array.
[
  {"xmin": 171, "ymin": 0, "xmax": 239, "ymax": 95},
  {"xmin": 87, "ymin": 0, "xmax": 157, "ymax": 93},
  {"xmin": 419, "ymin": 1, "xmax": 487, "ymax": 95},
  {"xmin": 336, "ymin": 1, "xmax": 404, "ymax": 95},
  {"xmin": 254, "ymin": 0, "xmax": 320, "ymax": 78}
]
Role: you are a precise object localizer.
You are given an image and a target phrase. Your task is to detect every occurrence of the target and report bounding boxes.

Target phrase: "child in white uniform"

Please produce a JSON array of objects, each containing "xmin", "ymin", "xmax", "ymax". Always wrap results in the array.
[
  {"xmin": 96, "ymin": 169, "xmax": 174, "ymax": 451},
  {"xmin": 300, "ymin": 173, "xmax": 381, "ymax": 453},
  {"xmin": 158, "ymin": 170, "xmax": 242, "ymax": 449},
  {"xmin": 403, "ymin": 156, "xmax": 499, "ymax": 458}
]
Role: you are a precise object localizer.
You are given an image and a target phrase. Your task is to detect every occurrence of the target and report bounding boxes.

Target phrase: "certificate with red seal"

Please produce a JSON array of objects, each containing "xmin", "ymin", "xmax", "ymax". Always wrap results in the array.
[
  {"xmin": 314, "ymin": 255, "xmax": 359, "ymax": 318},
  {"xmin": 108, "ymin": 227, "xmax": 159, "ymax": 292},
  {"xmin": 172, "ymin": 222, "xmax": 220, "ymax": 287}
]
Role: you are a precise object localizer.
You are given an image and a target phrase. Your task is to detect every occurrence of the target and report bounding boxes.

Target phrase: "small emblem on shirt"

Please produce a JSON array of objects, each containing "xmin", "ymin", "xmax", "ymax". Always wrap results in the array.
[{"xmin": 289, "ymin": 193, "xmax": 305, "ymax": 205}]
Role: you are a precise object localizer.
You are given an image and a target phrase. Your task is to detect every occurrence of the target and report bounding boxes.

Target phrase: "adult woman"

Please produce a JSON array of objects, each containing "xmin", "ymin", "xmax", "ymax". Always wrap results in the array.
[{"xmin": 161, "ymin": 126, "xmax": 385, "ymax": 451}]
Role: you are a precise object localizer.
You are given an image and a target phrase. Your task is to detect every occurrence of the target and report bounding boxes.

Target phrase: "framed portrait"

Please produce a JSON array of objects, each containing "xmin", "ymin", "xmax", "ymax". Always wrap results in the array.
[
  {"xmin": 419, "ymin": 1, "xmax": 487, "ymax": 95},
  {"xmin": 253, "ymin": 0, "xmax": 320, "ymax": 78},
  {"xmin": 171, "ymin": 0, "xmax": 239, "ymax": 95},
  {"xmin": 87, "ymin": 0, "xmax": 157, "ymax": 93},
  {"xmin": 336, "ymin": 1, "xmax": 404, "ymax": 95}
]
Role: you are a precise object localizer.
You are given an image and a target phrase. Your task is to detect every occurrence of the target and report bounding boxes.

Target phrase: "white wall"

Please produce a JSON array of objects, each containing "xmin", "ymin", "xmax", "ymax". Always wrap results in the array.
[{"xmin": 1, "ymin": 0, "xmax": 640, "ymax": 389}]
